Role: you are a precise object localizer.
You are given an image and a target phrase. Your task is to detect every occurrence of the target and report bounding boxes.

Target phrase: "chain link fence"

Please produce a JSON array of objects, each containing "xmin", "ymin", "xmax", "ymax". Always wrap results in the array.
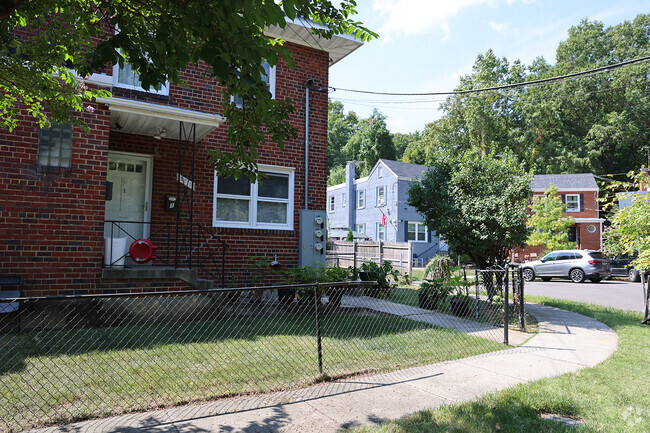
[{"xmin": 0, "ymin": 276, "xmax": 525, "ymax": 432}]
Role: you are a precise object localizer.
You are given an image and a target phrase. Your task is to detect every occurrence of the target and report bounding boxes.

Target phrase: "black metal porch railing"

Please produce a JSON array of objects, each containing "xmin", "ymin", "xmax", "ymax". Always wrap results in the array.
[{"xmin": 104, "ymin": 221, "xmax": 226, "ymax": 286}]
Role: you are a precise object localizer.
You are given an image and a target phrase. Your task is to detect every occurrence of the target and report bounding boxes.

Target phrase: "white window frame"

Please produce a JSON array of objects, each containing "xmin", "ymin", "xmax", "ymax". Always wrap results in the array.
[
  {"xmin": 328, "ymin": 195, "xmax": 335, "ymax": 213},
  {"xmin": 356, "ymin": 223, "xmax": 365, "ymax": 235},
  {"xmin": 233, "ymin": 63, "xmax": 276, "ymax": 107},
  {"xmin": 377, "ymin": 222, "xmax": 386, "ymax": 241},
  {"xmin": 378, "ymin": 165, "xmax": 383, "ymax": 178},
  {"xmin": 376, "ymin": 185, "xmax": 386, "ymax": 207},
  {"xmin": 342, "ymin": 192, "xmax": 346, "ymax": 208},
  {"xmin": 565, "ymin": 194, "xmax": 580, "ymax": 212},
  {"xmin": 113, "ymin": 60, "xmax": 169, "ymax": 95},
  {"xmin": 213, "ymin": 164, "xmax": 294, "ymax": 230},
  {"xmin": 357, "ymin": 189, "xmax": 366, "ymax": 209},
  {"xmin": 407, "ymin": 222, "xmax": 428, "ymax": 242}
]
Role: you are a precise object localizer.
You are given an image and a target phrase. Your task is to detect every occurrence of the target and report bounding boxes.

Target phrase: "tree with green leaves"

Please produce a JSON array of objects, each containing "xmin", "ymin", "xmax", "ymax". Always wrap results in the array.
[
  {"xmin": 408, "ymin": 150, "xmax": 532, "ymax": 268},
  {"xmin": 602, "ymin": 171, "xmax": 650, "ymax": 271},
  {"xmin": 327, "ymin": 100, "xmax": 359, "ymax": 169},
  {"xmin": 1, "ymin": 0, "xmax": 375, "ymax": 180},
  {"xmin": 408, "ymin": 14, "xmax": 650, "ymax": 177},
  {"xmin": 526, "ymin": 185, "xmax": 576, "ymax": 252},
  {"xmin": 344, "ymin": 109, "xmax": 396, "ymax": 176}
]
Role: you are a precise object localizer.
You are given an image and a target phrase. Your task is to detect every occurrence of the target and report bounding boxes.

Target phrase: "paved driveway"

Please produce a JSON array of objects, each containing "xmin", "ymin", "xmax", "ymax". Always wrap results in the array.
[{"xmin": 524, "ymin": 278, "xmax": 647, "ymax": 313}]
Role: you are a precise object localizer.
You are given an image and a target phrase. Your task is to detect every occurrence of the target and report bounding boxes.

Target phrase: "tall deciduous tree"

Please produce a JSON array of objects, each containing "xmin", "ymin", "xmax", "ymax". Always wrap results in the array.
[
  {"xmin": 410, "ymin": 14, "xmax": 650, "ymax": 177},
  {"xmin": 0, "ymin": 0, "xmax": 375, "ymax": 180},
  {"xmin": 408, "ymin": 150, "xmax": 532, "ymax": 268},
  {"xmin": 344, "ymin": 109, "xmax": 396, "ymax": 176},
  {"xmin": 526, "ymin": 185, "xmax": 576, "ymax": 252}
]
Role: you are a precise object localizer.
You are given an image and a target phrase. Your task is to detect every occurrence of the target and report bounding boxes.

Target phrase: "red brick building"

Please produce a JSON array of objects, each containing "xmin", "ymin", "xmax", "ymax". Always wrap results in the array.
[
  {"xmin": 513, "ymin": 173, "xmax": 603, "ymax": 262},
  {"xmin": 0, "ymin": 22, "xmax": 362, "ymax": 296}
]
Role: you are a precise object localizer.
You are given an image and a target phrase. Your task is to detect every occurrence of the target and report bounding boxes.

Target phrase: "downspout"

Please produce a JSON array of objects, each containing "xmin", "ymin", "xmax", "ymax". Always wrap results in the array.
[{"xmin": 305, "ymin": 79, "xmax": 313, "ymax": 209}]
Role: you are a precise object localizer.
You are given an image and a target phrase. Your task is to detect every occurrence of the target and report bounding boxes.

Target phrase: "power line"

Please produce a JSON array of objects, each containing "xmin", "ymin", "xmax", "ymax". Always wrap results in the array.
[{"xmin": 330, "ymin": 55, "xmax": 650, "ymax": 97}]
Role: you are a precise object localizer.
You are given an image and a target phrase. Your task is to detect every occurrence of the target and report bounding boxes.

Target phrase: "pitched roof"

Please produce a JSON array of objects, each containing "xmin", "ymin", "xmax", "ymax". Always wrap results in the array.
[
  {"xmin": 531, "ymin": 173, "xmax": 598, "ymax": 191},
  {"xmin": 379, "ymin": 159, "xmax": 429, "ymax": 180}
]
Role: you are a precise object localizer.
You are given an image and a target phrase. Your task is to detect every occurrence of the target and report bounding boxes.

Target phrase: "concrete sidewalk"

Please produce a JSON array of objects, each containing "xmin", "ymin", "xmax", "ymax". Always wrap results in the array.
[{"xmin": 31, "ymin": 303, "xmax": 618, "ymax": 433}]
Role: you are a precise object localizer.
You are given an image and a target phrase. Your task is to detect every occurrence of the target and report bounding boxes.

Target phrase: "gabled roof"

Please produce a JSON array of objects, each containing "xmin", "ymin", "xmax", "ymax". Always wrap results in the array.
[
  {"xmin": 379, "ymin": 159, "xmax": 428, "ymax": 181},
  {"xmin": 531, "ymin": 174, "xmax": 598, "ymax": 192}
]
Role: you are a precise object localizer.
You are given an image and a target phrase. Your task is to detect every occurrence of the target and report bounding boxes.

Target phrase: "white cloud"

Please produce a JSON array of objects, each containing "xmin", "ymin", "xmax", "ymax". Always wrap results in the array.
[
  {"xmin": 372, "ymin": 0, "xmax": 531, "ymax": 42},
  {"xmin": 488, "ymin": 21, "xmax": 511, "ymax": 34},
  {"xmin": 373, "ymin": 0, "xmax": 488, "ymax": 42}
]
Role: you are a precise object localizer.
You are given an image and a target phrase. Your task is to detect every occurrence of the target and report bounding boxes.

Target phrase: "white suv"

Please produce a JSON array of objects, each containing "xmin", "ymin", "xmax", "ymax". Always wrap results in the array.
[{"xmin": 522, "ymin": 250, "xmax": 611, "ymax": 283}]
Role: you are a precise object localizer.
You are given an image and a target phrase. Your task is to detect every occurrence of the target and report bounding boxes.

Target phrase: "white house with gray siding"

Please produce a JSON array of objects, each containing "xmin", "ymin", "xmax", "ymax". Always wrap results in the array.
[{"xmin": 327, "ymin": 159, "xmax": 447, "ymax": 264}]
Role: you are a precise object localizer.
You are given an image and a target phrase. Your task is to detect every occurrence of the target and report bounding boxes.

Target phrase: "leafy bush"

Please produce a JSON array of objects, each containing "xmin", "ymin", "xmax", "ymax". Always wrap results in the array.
[{"xmin": 360, "ymin": 260, "xmax": 399, "ymax": 298}]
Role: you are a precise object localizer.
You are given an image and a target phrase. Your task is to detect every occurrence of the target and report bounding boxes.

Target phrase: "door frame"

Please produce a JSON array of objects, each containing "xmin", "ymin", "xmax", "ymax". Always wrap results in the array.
[{"xmin": 106, "ymin": 151, "xmax": 154, "ymax": 239}]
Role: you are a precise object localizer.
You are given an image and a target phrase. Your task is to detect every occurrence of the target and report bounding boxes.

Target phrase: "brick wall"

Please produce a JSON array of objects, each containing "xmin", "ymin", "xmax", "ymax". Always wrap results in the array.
[{"xmin": 0, "ymin": 41, "xmax": 329, "ymax": 296}]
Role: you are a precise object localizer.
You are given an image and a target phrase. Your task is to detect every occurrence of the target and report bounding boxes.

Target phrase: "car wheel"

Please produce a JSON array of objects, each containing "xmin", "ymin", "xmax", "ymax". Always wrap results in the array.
[
  {"xmin": 570, "ymin": 268, "xmax": 585, "ymax": 283},
  {"xmin": 589, "ymin": 277, "xmax": 602, "ymax": 283},
  {"xmin": 541, "ymin": 277, "xmax": 552, "ymax": 282},
  {"xmin": 628, "ymin": 268, "xmax": 640, "ymax": 282},
  {"xmin": 523, "ymin": 268, "xmax": 535, "ymax": 282}
]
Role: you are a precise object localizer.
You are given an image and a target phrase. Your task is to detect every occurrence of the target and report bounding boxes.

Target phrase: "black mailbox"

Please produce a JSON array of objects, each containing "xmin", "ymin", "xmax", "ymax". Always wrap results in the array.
[{"xmin": 165, "ymin": 196, "xmax": 178, "ymax": 212}]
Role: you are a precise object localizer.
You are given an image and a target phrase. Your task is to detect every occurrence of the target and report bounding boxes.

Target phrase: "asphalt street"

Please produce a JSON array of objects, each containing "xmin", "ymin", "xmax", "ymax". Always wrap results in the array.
[{"xmin": 524, "ymin": 277, "xmax": 647, "ymax": 313}]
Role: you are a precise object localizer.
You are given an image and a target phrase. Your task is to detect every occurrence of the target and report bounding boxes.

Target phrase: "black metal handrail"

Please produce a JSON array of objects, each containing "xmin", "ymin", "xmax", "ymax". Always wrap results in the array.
[{"xmin": 104, "ymin": 220, "xmax": 227, "ymax": 287}]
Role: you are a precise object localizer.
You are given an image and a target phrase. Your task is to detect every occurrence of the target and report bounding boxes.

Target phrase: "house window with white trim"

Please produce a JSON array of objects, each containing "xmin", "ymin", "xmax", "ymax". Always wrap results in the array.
[
  {"xmin": 407, "ymin": 222, "xmax": 427, "ymax": 242},
  {"xmin": 357, "ymin": 190, "xmax": 365, "ymax": 209},
  {"xmin": 376, "ymin": 185, "xmax": 386, "ymax": 206},
  {"xmin": 356, "ymin": 223, "xmax": 365, "ymax": 235},
  {"xmin": 214, "ymin": 165, "xmax": 294, "ymax": 230},
  {"xmin": 342, "ymin": 193, "xmax": 346, "ymax": 208},
  {"xmin": 565, "ymin": 194, "xmax": 580, "ymax": 212},
  {"xmin": 233, "ymin": 62, "xmax": 276, "ymax": 107},
  {"xmin": 113, "ymin": 58, "xmax": 169, "ymax": 95},
  {"xmin": 377, "ymin": 223, "xmax": 386, "ymax": 241},
  {"xmin": 38, "ymin": 122, "xmax": 73, "ymax": 168},
  {"xmin": 328, "ymin": 195, "xmax": 335, "ymax": 213},
  {"xmin": 378, "ymin": 165, "xmax": 383, "ymax": 178}
]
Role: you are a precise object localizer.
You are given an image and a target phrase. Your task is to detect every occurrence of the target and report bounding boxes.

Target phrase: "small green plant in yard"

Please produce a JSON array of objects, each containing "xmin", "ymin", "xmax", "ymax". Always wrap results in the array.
[
  {"xmin": 360, "ymin": 260, "xmax": 399, "ymax": 298},
  {"xmin": 352, "ymin": 299, "xmax": 650, "ymax": 433}
]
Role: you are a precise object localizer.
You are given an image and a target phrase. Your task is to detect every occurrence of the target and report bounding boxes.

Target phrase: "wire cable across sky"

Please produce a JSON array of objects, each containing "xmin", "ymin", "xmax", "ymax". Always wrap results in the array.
[{"xmin": 329, "ymin": 55, "xmax": 650, "ymax": 97}]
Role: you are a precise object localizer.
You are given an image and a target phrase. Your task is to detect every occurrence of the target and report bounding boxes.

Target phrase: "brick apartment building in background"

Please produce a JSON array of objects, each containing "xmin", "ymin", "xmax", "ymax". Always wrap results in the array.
[{"xmin": 513, "ymin": 173, "xmax": 604, "ymax": 262}]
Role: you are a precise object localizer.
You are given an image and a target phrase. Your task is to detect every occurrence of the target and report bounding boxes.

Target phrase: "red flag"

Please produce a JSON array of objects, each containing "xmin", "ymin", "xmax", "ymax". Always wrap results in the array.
[{"xmin": 381, "ymin": 212, "xmax": 386, "ymax": 227}]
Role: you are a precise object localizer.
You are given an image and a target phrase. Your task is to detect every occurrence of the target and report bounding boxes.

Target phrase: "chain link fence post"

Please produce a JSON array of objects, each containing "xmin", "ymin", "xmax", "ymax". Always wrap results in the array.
[{"xmin": 314, "ymin": 284, "xmax": 323, "ymax": 375}]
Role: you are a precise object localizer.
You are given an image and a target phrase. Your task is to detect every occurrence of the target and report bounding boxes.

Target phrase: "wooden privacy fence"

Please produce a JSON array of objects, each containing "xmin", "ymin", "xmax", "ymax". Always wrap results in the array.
[{"xmin": 326, "ymin": 240, "xmax": 413, "ymax": 274}]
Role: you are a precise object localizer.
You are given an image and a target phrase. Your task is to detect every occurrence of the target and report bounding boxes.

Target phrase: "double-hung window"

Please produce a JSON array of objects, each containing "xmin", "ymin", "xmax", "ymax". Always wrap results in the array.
[
  {"xmin": 356, "ymin": 223, "xmax": 365, "ymax": 235},
  {"xmin": 376, "ymin": 185, "xmax": 386, "ymax": 206},
  {"xmin": 377, "ymin": 223, "xmax": 386, "ymax": 241},
  {"xmin": 342, "ymin": 192, "xmax": 347, "ymax": 208},
  {"xmin": 357, "ymin": 190, "xmax": 366, "ymax": 209},
  {"xmin": 214, "ymin": 165, "xmax": 294, "ymax": 230},
  {"xmin": 113, "ymin": 57, "xmax": 169, "ymax": 95},
  {"xmin": 407, "ymin": 222, "xmax": 427, "ymax": 242},
  {"xmin": 565, "ymin": 194, "xmax": 580, "ymax": 212},
  {"xmin": 233, "ymin": 61, "xmax": 276, "ymax": 107},
  {"xmin": 328, "ymin": 195, "xmax": 335, "ymax": 213}
]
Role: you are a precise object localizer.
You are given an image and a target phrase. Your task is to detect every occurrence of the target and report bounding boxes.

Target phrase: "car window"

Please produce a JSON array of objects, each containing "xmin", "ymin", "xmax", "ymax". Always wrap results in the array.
[
  {"xmin": 573, "ymin": 252, "xmax": 583, "ymax": 259},
  {"xmin": 557, "ymin": 252, "xmax": 574, "ymax": 261},
  {"xmin": 588, "ymin": 252, "xmax": 605, "ymax": 260},
  {"xmin": 542, "ymin": 252, "xmax": 558, "ymax": 262}
]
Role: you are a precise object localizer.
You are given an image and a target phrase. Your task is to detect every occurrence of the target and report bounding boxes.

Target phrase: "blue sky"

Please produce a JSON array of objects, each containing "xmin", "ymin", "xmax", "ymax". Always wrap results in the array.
[{"xmin": 329, "ymin": 0, "xmax": 650, "ymax": 134}]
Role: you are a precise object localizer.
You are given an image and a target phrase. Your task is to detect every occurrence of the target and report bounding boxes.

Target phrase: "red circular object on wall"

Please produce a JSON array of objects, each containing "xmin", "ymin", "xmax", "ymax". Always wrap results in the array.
[{"xmin": 129, "ymin": 239, "xmax": 158, "ymax": 264}]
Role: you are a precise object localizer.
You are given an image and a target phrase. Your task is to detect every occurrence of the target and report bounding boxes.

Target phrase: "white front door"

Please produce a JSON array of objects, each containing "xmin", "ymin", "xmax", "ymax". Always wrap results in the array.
[{"xmin": 104, "ymin": 152, "xmax": 153, "ymax": 240}]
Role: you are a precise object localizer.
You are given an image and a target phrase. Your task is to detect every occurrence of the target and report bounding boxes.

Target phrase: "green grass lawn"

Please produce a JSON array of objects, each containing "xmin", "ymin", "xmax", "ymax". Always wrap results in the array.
[
  {"xmin": 0, "ymin": 310, "xmax": 505, "ymax": 432},
  {"xmin": 352, "ymin": 298, "xmax": 650, "ymax": 433}
]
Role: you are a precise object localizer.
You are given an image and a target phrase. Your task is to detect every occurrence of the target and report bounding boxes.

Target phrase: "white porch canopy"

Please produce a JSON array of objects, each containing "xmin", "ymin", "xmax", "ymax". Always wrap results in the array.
[{"xmin": 96, "ymin": 97, "xmax": 226, "ymax": 141}]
